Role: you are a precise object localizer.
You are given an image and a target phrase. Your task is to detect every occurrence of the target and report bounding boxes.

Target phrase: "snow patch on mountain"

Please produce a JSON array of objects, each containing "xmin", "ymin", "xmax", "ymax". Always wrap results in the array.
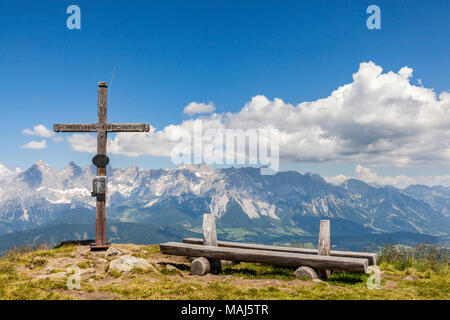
[
  {"xmin": 144, "ymin": 199, "xmax": 159, "ymax": 208},
  {"xmin": 209, "ymin": 194, "xmax": 229, "ymax": 218}
]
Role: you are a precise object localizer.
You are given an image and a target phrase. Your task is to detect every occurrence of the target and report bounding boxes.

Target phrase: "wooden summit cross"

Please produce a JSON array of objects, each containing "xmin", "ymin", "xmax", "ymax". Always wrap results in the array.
[{"xmin": 54, "ymin": 82, "xmax": 149, "ymax": 250}]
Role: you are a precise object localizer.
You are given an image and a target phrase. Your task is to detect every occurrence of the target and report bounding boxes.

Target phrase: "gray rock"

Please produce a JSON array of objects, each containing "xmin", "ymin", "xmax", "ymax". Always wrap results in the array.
[
  {"xmin": 104, "ymin": 246, "xmax": 123, "ymax": 257},
  {"xmin": 403, "ymin": 274, "xmax": 420, "ymax": 281},
  {"xmin": 108, "ymin": 255, "xmax": 150, "ymax": 273},
  {"xmin": 77, "ymin": 246, "xmax": 91, "ymax": 256},
  {"xmin": 96, "ymin": 258, "xmax": 108, "ymax": 264},
  {"xmin": 35, "ymin": 272, "xmax": 67, "ymax": 280},
  {"xmin": 294, "ymin": 266, "xmax": 318, "ymax": 280},
  {"xmin": 312, "ymin": 279, "xmax": 324, "ymax": 283},
  {"xmin": 80, "ymin": 268, "xmax": 96, "ymax": 275}
]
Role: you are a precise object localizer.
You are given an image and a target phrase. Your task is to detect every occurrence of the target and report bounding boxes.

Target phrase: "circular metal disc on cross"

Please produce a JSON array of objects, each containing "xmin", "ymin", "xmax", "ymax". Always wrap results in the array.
[{"xmin": 92, "ymin": 154, "xmax": 110, "ymax": 168}]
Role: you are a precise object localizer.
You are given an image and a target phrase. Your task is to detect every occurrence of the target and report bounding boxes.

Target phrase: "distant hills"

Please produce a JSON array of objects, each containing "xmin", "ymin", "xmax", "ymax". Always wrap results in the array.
[
  {"xmin": 0, "ymin": 222, "xmax": 199, "ymax": 255},
  {"xmin": 0, "ymin": 222, "xmax": 443, "ymax": 255},
  {"xmin": 0, "ymin": 161, "xmax": 448, "ymax": 253}
]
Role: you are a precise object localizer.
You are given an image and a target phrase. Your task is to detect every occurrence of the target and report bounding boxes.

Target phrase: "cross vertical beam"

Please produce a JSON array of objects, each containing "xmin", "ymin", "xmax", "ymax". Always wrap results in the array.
[{"xmin": 95, "ymin": 82, "xmax": 108, "ymax": 249}]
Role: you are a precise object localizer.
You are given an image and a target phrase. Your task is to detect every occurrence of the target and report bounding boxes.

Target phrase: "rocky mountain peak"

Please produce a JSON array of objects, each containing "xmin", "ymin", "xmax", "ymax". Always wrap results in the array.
[{"xmin": 33, "ymin": 160, "xmax": 50, "ymax": 168}]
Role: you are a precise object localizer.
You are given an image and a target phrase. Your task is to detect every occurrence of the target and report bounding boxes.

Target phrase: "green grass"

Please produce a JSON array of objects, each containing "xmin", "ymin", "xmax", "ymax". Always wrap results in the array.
[
  {"xmin": 0, "ymin": 243, "xmax": 448, "ymax": 300},
  {"xmin": 0, "ymin": 260, "xmax": 21, "ymax": 282},
  {"xmin": 130, "ymin": 245, "xmax": 161, "ymax": 259},
  {"xmin": 221, "ymin": 263, "xmax": 296, "ymax": 280},
  {"xmin": 77, "ymin": 261, "xmax": 94, "ymax": 269},
  {"xmin": 48, "ymin": 269, "xmax": 65, "ymax": 274},
  {"xmin": 98, "ymin": 279, "xmax": 298, "ymax": 300},
  {"xmin": 108, "ymin": 270, "xmax": 122, "ymax": 279},
  {"xmin": 0, "ymin": 279, "xmax": 73, "ymax": 300},
  {"xmin": 0, "ymin": 257, "xmax": 73, "ymax": 299},
  {"xmin": 327, "ymin": 272, "xmax": 370, "ymax": 287},
  {"xmin": 96, "ymin": 259, "xmax": 449, "ymax": 300},
  {"xmin": 5, "ymin": 244, "xmax": 77, "ymax": 268},
  {"xmin": 378, "ymin": 243, "xmax": 449, "ymax": 275},
  {"xmin": 158, "ymin": 267, "xmax": 181, "ymax": 276},
  {"xmin": 96, "ymin": 273, "xmax": 448, "ymax": 300}
]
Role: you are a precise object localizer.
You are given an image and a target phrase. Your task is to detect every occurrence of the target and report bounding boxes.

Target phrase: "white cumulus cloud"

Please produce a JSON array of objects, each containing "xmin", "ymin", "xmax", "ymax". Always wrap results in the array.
[
  {"xmin": 66, "ymin": 134, "xmax": 97, "ymax": 153},
  {"xmin": 326, "ymin": 165, "xmax": 450, "ymax": 188},
  {"xmin": 183, "ymin": 102, "xmax": 216, "ymax": 115},
  {"xmin": 22, "ymin": 124, "xmax": 63, "ymax": 142},
  {"xmin": 22, "ymin": 125, "xmax": 53, "ymax": 138},
  {"xmin": 66, "ymin": 61, "xmax": 450, "ymax": 170},
  {"xmin": 20, "ymin": 140, "xmax": 47, "ymax": 149},
  {"xmin": 0, "ymin": 163, "xmax": 21, "ymax": 179}
]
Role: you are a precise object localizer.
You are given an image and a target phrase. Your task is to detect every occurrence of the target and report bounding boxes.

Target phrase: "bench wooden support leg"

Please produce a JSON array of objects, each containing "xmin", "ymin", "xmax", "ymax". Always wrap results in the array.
[
  {"xmin": 209, "ymin": 259, "xmax": 222, "ymax": 275},
  {"xmin": 294, "ymin": 266, "xmax": 318, "ymax": 280},
  {"xmin": 191, "ymin": 257, "xmax": 210, "ymax": 276},
  {"xmin": 318, "ymin": 220, "xmax": 331, "ymax": 280},
  {"xmin": 203, "ymin": 213, "xmax": 221, "ymax": 274}
]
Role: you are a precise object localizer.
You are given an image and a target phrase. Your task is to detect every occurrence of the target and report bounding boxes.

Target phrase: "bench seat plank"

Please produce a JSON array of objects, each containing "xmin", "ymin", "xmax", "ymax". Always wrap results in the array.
[
  {"xmin": 183, "ymin": 238, "xmax": 377, "ymax": 265},
  {"xmin": 160, "ymin": 242, "xmax": 368, "ymax": 273}
]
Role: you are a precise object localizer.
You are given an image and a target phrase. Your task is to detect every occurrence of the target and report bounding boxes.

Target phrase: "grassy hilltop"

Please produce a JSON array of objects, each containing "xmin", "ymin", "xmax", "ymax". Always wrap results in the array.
[{"xmin": 0, "ymin": 243, "xmax": 448, "ymax": 300}]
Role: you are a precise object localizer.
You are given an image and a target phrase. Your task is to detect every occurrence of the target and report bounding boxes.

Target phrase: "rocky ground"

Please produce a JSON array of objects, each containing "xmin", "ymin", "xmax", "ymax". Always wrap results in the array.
[{"xmin": 0, "ymin": 243, "xmax": 448, "ymax": 300}]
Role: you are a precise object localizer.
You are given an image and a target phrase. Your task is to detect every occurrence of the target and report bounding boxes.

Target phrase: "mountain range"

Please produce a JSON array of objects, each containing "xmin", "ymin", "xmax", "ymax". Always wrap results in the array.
[{"xmin": 0, "ymin": 161, "xmax": 448, "ymax": 252}]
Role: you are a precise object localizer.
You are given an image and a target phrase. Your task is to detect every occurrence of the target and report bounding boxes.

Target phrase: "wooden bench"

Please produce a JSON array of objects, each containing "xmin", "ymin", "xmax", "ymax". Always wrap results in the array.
[
  {"xmin": 159, "ymin": 215, "xmax": 375, "ymax": 277},
  {"xmin": 182, "ymin": 238, "xmax": 377, "ymax": 266},
  {"xmin": 159, "ymin": 241, "xmax": 369, "ymax": 273}
]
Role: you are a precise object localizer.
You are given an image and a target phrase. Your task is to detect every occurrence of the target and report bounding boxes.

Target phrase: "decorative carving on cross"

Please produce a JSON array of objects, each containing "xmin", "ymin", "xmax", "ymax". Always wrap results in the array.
[{"xmin": 54, "ymin": 82, "xmax": 149, "ymax": 250}]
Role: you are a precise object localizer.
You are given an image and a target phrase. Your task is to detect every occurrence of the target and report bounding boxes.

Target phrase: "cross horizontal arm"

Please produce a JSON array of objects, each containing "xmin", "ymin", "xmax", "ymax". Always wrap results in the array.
[
  {"xmin": 106, "ymin": 123, "xmax": 150, "ymax": 132},
  {"xmin": 54, "ymin": 123, "xmax": 150, "ymax": 133},
  {"xmin": 54, "ymin": 124, "xmax": 98, "ymax": 132}
]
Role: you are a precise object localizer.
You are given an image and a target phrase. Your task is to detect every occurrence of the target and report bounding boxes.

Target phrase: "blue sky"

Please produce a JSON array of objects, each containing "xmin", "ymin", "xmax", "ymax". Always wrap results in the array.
[{"xmin": 0, "ymin": 1, "xmax": 449, "ymax": 187}]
